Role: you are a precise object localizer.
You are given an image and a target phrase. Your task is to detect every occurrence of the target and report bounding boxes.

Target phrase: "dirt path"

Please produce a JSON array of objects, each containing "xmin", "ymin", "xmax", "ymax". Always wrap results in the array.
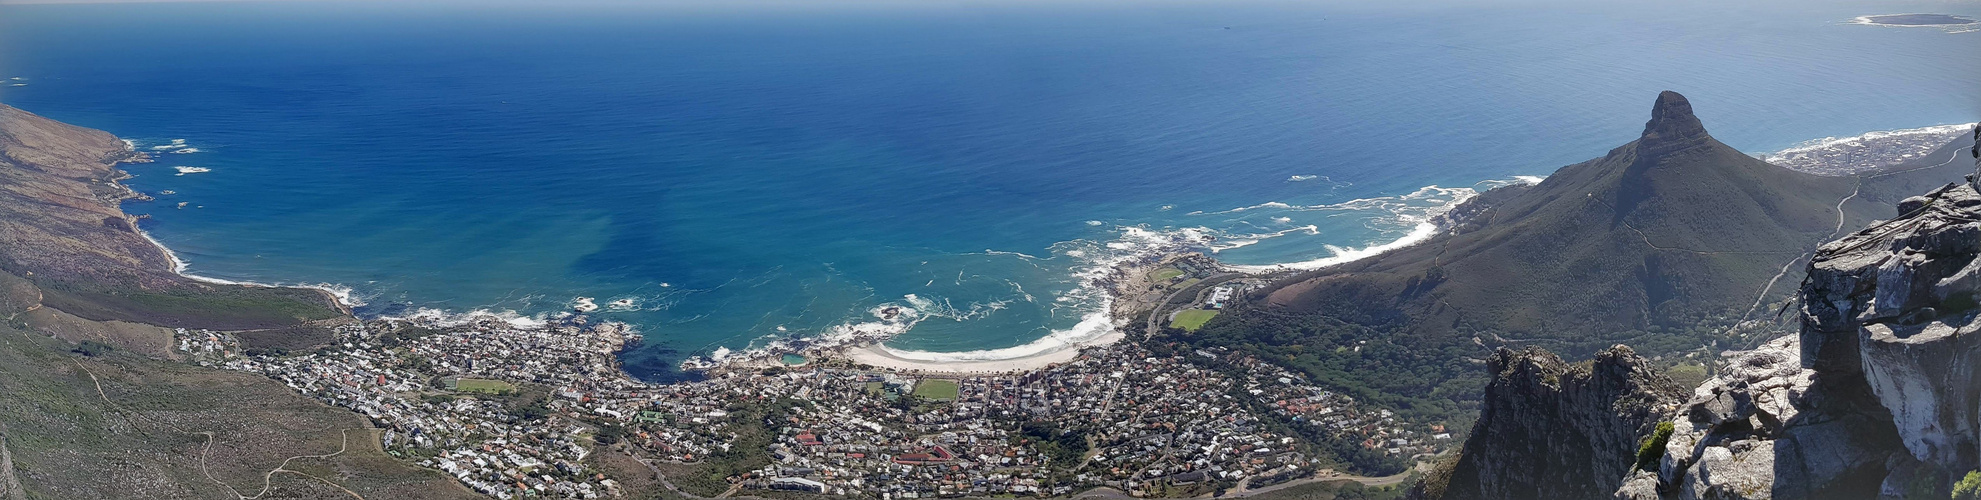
[
  {"xmin": 69, "ymin": 359, "xmax": 363, "ymax": 500},
  {"xmin": 246, "ymin": 428, "xmax": 363, "ymax": 500}
]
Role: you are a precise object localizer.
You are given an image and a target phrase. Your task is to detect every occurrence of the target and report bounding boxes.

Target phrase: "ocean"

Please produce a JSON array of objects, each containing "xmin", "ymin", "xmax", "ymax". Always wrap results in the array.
[{"xmin": 1, "ymin": 0, "xmax": 1975, "ymax": 381}]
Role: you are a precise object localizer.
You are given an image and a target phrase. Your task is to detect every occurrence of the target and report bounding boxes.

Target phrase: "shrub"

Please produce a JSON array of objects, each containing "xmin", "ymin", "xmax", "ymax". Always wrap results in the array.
[
  {"xmin": 71, "ymin": 340, "xmax": 114, "ymax": 357},
  {"xmin": 1953, "ymin": 470, "xmax": 1981, "ymax": 500},
  {"xmin": 1635, "ymin": 421, "xmax": 1675, "ymax": 472}
]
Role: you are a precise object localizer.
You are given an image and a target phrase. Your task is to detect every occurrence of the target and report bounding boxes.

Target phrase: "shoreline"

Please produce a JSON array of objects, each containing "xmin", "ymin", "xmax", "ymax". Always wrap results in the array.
[
  {"xmin": 110, "ymin": 121, "xmax": 1971, "ymax": 378},
  {"xmin": 109, "ymin": 146, "xmax": 362, "ymax": 316},
  {"xmin": 840, "ymin": 327, "xmax": 1128, "ymax": 374}
]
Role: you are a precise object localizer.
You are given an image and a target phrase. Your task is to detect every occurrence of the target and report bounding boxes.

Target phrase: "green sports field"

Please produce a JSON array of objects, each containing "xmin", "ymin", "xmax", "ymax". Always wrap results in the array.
[{"xmin": 1171, "ymin": 309, "xmax": 1219, "ymax": 331}]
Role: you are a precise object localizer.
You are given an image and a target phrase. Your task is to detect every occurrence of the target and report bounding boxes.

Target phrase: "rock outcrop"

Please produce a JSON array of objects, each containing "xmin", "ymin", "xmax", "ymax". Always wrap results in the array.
[
  {"xmin": 1808, "ymin": 179, "xmax": 1981, "ymax": 481},
  {"xmin": 1615, "ymin": 334, "xmax": 1899, "ymax": 500},
  {"xmin": 1618, "ymin": 126, "xmax": 1981, "ymax": 499},
  {"xmin": 1412, "ymin": 346, "xmax": 1681, "ymax": 500},
  {"xmin": 0, "ymin": 427, "xmax": 21, "ymax": 500}
]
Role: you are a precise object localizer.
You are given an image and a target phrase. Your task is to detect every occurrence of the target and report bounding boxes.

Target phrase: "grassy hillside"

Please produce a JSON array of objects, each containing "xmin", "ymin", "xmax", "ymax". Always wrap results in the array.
[
  {"xmin": 0, "ymin": 323, "xmax": 476, "ymax": 499},
  {"xmin": 0, "ymin": 266, "xmax": 472, "ymax": 499}
]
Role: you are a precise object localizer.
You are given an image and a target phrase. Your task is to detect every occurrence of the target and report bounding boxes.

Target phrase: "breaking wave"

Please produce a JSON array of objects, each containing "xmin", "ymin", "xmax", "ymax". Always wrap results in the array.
[{"xmin": 685, "ymin": 176, "xmax": 1550, "ymax": 368}]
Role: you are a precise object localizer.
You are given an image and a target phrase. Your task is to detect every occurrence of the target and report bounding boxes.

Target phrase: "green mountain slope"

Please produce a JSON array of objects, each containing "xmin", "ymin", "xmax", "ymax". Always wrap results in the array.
[{"xmin": 1183, "ymin": 92, "xmax": 1978, "ymax": 421}]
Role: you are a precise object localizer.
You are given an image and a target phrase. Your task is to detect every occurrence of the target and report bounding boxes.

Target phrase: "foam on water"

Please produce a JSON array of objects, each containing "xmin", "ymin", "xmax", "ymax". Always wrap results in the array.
[
  {"xmin": 683, "ymin": 175, "xmax": 1560, "ymax": 367},
  {"xmin": 380, "ymin": 306, "xmax": 563, "ymax": 330},
  {"xmin": 1225, "ymin": 222, "xmax": 1440, "ymax": 272},
  {"xmin": 1218, "ymin": 177, "xmax": 1543, "ymax": 272},
  {"xmin": 135, "ymin": 226, "xmax": 368, "ymax": 308}
]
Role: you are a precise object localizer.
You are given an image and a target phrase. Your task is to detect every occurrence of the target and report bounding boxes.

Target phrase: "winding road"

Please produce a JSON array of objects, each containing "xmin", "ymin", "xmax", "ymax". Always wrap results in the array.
[{"xmin": 1739, "ymin": 147, "xmax": 1972, "ymax": 322}]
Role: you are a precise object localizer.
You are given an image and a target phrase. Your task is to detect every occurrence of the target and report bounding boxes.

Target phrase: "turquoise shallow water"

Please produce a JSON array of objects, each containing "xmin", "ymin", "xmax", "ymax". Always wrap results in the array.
[{"xmin": 0, "ymin": 0, "xmax": 1975, "ymax": 380}]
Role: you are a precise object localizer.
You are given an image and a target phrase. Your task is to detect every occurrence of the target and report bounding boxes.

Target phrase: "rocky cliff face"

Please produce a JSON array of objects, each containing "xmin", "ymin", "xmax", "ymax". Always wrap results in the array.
[
  {"xmin": 1616, "ymin": 126, "xmax": 1981, "ymax": 499},
  {"xmin": 0, "ymin": 427, "xmax": 22, "ymax": 500},
  {"xmin": 1412, "ymin": 346, "xmax": 1681, "ymax": 500}
]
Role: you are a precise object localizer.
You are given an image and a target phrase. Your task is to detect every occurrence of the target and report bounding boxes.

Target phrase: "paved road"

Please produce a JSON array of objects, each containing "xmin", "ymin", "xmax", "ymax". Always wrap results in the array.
[{"xmin": 1066, "ymin": 467, "xmax": 1416, "ymax": 500}]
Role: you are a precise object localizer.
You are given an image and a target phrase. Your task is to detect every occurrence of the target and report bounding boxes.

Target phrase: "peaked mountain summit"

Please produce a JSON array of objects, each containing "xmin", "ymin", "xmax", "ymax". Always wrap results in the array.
[{"xmin": 1269, "ymin": 91, "xmax": 1857, "ymax": 336}]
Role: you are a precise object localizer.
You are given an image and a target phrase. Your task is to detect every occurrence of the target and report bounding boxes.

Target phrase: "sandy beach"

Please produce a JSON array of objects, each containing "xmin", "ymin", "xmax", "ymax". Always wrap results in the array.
[
  {"xmin": 820, "ymin": 251, "xmax": 1192, "ymax": 374},
  {"xmin": 841, "ymin": 327, "xmax": 1127, "ymax": 374}
]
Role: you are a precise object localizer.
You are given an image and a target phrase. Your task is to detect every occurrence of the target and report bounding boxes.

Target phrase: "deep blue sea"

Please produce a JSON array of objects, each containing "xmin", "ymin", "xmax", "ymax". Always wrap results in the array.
[{"xmin": 1, "ymin": 0, "xmax": 1976, "ymax": 380}]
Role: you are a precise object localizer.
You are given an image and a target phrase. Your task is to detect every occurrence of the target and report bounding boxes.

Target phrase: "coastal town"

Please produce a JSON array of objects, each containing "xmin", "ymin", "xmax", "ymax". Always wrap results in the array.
[{"xmin": 172, "ymin": 253, "xmax": 1445, "ymax": 499}]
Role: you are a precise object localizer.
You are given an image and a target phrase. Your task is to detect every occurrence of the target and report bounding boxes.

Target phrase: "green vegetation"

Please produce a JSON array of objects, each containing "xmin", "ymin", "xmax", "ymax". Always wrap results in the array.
[
  {"xmin": 1954, "ymin": 470, "xmax": 1981, "ymax": 500},
  {"xmin": 39, "ymin": 283, "xmax": 343, "ymax": 331},
  {"xmin": 1150, "ymin": 268, "xmax": 1185, "ymax": 282},
  {"xmin": 1666, "ymin": 364, "xmax": 1709, "ymax": 392},
  {"xmin": 233, "ymin": 325, "xmax": 336, "ymax": 351},
  {"xmin": 1635, "ymin": 421, "xmax": 1676, "ymax": 472},
  {"xmin": 69, "ymin": 340, "xmax": 114, "ymax": 357},
  {"xmin": 592, "ymin": 423, "xmax": 629, "ymax": 446},
  {"xmin": 1177, "ymin": 309, "xmax": 1479, "ymax": 425},
  {"xmin": 1170, "ymin": 309, "xmax": 1220, "ymax": 331},
  {"xmin": 1018, "ymin": 422, "xmax": 1089, "ymax": 468},
  {"xmin": 1146, "ymin": 339, "xmax": 1412, "ymax": 476},
  {"xmin": 454, "ymin": 378, "xmax": 517, "ymax": 394},
  {"xmin": 515, "ymin": 399, "xmax": 555, "ymax": 421},
  {"xmin": 647, "ymin": 401, "xmax": 796, "ymax": 497},
  {"xmin": 911, "ymin": 379, "xmax": 960, "ymax": 400}
]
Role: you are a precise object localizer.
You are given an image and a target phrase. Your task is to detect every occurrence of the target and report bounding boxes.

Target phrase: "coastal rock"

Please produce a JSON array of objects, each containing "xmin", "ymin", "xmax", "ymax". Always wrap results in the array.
[{"xmin": 1411, "ymin": 346, "xmax": 1680, "ymax": 500}]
